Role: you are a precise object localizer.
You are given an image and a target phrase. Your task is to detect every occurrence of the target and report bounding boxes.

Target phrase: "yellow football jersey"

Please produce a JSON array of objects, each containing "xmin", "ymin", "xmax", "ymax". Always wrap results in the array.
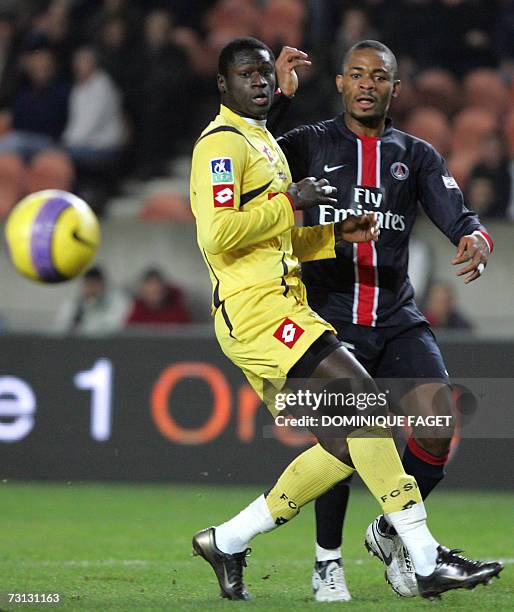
[{"xmin": 190, "ymin": 105, "xmax": 336, "ymax": 314}]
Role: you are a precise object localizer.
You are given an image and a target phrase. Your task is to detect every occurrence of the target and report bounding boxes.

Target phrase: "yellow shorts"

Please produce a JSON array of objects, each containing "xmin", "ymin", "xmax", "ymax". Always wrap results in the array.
[{"xmin": 214, "ymin": 279, "xmax": 335, "ymax": 415}]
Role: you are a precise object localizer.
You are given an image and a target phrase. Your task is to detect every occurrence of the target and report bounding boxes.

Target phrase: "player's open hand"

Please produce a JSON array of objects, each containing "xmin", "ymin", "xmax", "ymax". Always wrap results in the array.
[
  {"xmin": 287, "ymin": 177, "xmax": 337, "ymax": 210},
  {"xmin": 334, "ymin": 213, "xmax": 380, "ymax": 244},
  {"xmin": 451, "ymin": 234, "xmax": 490, "ymax": 284},
  {"xmin": 275, "ymin": 46, "xmax": 311, "ymax": 98}
]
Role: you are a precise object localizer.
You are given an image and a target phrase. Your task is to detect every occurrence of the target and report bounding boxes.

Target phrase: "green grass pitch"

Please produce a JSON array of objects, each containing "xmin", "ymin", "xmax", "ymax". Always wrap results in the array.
[{"xmin": 1, "ymin": 482, "xmax": 512, "ymax": 611}]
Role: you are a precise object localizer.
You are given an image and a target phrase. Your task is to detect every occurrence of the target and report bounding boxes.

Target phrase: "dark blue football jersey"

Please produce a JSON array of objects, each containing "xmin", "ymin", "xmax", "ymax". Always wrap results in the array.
[{"xmin": 277, "ymin": 114, "xmax": 493, "ymax": 327}]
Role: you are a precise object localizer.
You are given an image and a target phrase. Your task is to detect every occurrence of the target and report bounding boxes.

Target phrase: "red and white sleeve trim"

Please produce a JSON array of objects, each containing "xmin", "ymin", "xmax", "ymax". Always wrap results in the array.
[{"xmin": 472, "ymin": 230, "xmax": 493, "ymax": 253}]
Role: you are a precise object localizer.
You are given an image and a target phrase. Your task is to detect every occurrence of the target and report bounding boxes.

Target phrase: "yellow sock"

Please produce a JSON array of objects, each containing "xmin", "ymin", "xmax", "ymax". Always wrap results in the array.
[
  {"xmin": 347, "ymin": 426, "xmax": 422, "ymax": 513},
  {"xmin": 265, "ymin": 443, "xmax": 354, "ymax": 524}
]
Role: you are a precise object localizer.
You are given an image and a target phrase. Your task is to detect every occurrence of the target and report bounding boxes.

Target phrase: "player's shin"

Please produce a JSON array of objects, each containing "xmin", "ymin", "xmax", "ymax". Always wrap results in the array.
[
  {"xmin": 347, "ymin": 426, "xmax": 438, "ymax": 576},
  {"xmin": 215, "ymin": 443, "xmax": 354, "ymax": 554}
]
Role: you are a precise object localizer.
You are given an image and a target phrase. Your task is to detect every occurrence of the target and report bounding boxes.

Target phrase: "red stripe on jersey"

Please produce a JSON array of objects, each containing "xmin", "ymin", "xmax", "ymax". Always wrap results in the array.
[
  {"xmin": 360, "ymin": 136, "xmax": 378, "ymax": 186},
  {"xmin": 354, "ymin": 136, "xmax": 379, "ymax": 326}
]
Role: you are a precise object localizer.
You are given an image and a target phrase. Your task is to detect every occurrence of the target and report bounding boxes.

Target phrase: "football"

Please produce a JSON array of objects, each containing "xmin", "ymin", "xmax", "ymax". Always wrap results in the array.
[{"xmin": 5, "ymin": 189, "xmax": 100, "ymax": 283}]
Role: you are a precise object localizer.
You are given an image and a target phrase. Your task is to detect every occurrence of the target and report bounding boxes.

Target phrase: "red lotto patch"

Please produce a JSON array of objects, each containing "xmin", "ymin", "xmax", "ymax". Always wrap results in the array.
[
  {"xmin": 273, "ymin": 318, "xmax": 304, "ymax": 348},
  {"xmin": 213, "ymin": 184, "xmax": 234, "ymax": 207}
]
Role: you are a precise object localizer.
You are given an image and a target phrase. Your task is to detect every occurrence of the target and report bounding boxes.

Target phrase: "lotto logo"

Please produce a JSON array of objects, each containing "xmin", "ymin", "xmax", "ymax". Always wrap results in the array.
[
  {"xmin": 213, "ymin": 184, "xmax": 234, "ymax": 207},
  {"xmin": 273, "ymin": 318, "xmax": 304, "ymax": 348}
]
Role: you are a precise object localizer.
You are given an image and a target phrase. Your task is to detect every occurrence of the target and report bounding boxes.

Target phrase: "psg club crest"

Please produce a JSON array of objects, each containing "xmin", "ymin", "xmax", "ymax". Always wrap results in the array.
[{"xmin": 390, "ymin": 162, "xmax": 409, "ymax": 181}]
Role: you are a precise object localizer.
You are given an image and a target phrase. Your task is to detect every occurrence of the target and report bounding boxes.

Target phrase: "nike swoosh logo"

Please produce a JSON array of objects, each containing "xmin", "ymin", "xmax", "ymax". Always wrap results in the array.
[
  {"xmin": 72, "ymin": 230, "xmax": 96, "ymax": 249},
  {"xmin": 373, "ymin": 523, "xmax": 393, "ymax": 566},
  {"xmin": 223, "ymin": 564, "xmax": 236, "ymax": 589},
  {"xmin": 323, "ymin": 164, "xmax": 345, "ymax": 173}
]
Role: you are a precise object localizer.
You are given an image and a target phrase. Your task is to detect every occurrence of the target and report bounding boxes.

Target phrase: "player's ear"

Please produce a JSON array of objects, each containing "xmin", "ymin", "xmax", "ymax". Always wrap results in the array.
[
  {"xmin": 217, "ymin": 74, "xmax": 226, "ymax": 94},
  {"xmin": 392, "ymin": 79, "xmax": 401, "ymax": 98},
  {"xmin": 335, "ymin": 74, "xmax": 344, "ymax": 94}
]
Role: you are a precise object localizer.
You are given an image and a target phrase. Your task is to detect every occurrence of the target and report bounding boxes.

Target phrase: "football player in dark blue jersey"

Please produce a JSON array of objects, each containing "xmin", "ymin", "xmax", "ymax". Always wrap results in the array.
[{"xmin": 273, "ymin": 42, "xmax": 494, "ymax": 601}]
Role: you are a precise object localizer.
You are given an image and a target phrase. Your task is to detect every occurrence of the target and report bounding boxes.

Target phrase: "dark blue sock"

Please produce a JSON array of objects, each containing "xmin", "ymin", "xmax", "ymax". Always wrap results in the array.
[
  {"xmin": 315, "ymin": 476, "xmax": 352, "ymax": 550},
  {"xmin": 402, "ymin": 439, "xmax": 447, "ymax": 499}
]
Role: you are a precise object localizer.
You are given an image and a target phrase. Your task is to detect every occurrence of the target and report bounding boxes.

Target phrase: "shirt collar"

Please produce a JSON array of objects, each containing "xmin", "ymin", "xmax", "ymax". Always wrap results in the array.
[
  {"xmin": 220, "ymin": 105, "xmax": 267, "ymax": 129},
  {"xmin": 335, "ymin": 113, "xmax": 394, "ymax": 141}
]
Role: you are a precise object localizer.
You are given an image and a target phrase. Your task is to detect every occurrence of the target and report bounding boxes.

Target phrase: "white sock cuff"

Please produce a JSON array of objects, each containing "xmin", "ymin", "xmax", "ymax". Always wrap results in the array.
[
  {"xmin": 387, "ymin": 501, "xmax": 427, "ymax": 527},
  {"xmin": 315, "ymin": 543, "xmax": 341, "ymax": 562}
]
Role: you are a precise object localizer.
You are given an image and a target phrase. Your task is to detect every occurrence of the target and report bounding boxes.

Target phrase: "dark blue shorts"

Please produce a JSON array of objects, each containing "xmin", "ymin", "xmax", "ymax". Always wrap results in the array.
[{"xmin": 331, "ymin": 321, "xmax": 450, "ymax": 407}]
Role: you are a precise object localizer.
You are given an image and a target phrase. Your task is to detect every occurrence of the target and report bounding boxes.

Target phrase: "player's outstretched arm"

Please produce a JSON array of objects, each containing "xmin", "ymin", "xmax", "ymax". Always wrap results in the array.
[{"xmin": 275, "ymin": 46, "xmax": 311, "ymax": 98}]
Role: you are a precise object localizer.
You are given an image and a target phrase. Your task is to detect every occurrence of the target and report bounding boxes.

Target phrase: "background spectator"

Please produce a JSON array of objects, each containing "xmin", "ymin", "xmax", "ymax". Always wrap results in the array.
[
  {"xmin": 63, "ymin": 46, "xmax": 124, "ymax": 166},
  {"xmin": 126, "ymin": 267, "xmax": 191, "ymax": 326},
  {"xmin": 0, "ymin": 46, "xmax": 68, "ymax": 158},
  {"xmin": 132, "ymin": 8, "xmax": 192, "ymax": 178},
  {"xmin": 54, "ymin": 265, "xmax": 130, "ymax": 335},
  {"xmin": 423, "ymin": 281, "xmax": 474, "ymax": 330},
  {"xmin": 62, "ymin": 46, "xmax": 124, "ymax": 212}
]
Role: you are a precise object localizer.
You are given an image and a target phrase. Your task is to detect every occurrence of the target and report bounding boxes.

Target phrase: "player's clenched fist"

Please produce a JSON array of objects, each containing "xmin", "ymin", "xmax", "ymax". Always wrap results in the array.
[
  {"xmin": 286, "ymin": 177, "xmax": 337, "ymax": 210},
  {"xmin": 335, "ymin": 213, "xmax": 380, "ymax": 243}
]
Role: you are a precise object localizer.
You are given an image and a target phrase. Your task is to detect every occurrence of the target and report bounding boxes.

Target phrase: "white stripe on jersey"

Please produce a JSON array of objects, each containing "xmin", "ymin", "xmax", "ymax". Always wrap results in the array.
[
  {"xmin": 356, "ymin": 138, "xmax": 363, "ymax": 186},
  {"xmin": 376, "ymin": 140, "xmax": 381, "ymax": 188},
  {"xmin": 352, "ymin": 242, "xmax": 360, "ymax": 325}
]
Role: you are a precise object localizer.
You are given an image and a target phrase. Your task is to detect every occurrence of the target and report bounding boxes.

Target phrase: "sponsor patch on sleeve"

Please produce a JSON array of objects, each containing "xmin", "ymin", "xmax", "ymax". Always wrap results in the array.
[
  {"xmin": 442, "ymin": 175, "xmax": 459, "ymax": 189},
  {"xmin": 213, "ymin": 184, "xmax": 234, "ymax": 207},
  {"xmin": 210, "ymin": 158, "xmax": 233, "ymax": 184}
]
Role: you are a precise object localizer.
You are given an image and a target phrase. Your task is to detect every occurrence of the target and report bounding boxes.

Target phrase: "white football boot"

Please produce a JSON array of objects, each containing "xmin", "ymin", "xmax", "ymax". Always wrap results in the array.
[
  {"xmin": 364, "ymin": 516, "xmax": 418, "ymax": 597},
  {"xmin": 312, "ymin": 558, "xmax": 352, "ymax": 602}
]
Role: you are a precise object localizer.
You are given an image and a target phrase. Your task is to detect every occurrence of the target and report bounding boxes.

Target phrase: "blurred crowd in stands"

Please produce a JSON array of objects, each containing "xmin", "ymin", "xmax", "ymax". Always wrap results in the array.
[
  {"xmin": 54, "ymin": 264, "xmax": 191, "ymax": 334},
  {"xmin": 0, "ymin": 0, "xmax": 512, "ymax": 220}
]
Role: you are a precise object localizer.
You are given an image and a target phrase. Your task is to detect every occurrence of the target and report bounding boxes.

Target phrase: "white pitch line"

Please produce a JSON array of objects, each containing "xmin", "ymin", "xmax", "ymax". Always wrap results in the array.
[
  {"xmin": 4, "ymin": 557, "xmax": 514, "ymax": 568},
  {"xmin": 6, "ymin": 560, "xmax": 156, "ymax": 567}
]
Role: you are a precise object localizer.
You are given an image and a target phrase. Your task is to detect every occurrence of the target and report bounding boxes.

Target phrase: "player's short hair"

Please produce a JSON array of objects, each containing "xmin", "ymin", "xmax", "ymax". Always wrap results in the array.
[
  {"xmin": 218, "ymin": 37, "xmax": 275, "ymax": 76},
  {"xmin": 343, "ymin": 40, "xmax": 398, "ymax": 77}
]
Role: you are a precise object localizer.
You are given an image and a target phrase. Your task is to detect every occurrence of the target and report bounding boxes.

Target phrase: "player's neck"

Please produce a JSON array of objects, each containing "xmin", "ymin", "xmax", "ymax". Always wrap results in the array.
[{"xmin": 343, "ymin": 112, "xmax": 386, "ymax": 138}]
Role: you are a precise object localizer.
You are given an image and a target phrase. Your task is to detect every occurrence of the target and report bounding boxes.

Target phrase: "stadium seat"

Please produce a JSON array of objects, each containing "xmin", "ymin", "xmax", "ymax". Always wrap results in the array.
[
  {"xmin": 404, "ymin": 107, "xmax": 451, "ymax": 155},
  {"xmin": 139, "ymin": 192, "xmax": 193, "ymax": 221},
  {"xmin": 0, "ymin": 153, "xmax": 24, "ymax": 218},
  {"xmin": 26, "ymin": 150, "xmax": 75, "ymax": 194},
  {"xmin": 414, "ymin": 69, "xmax": 460, "ymax": 116},
  {"xmin": 463, "ymin": 69, "xmax": 509, "ymax": 117},
  {"xmin": 258, "ymin": 0, "xmax": 306, "ymax": 49},
  {"xmin": 451, "ymin": 107, "xmax": 497, "ymax": 155},
  {"xmin": 204, "ymin": 0, "xmax": 260, "ymax": 37}
]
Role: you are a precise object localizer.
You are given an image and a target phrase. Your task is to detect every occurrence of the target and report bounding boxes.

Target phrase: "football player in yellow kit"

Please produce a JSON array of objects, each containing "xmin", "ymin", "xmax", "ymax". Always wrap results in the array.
[{"xmin": 190, "ymin": 38, "xmax": 502, "ymax": 602}]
